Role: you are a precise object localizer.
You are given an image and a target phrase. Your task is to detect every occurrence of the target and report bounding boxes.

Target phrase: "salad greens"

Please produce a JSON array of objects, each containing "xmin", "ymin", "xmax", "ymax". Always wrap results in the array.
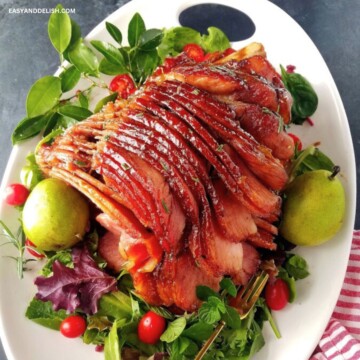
[
  {"xmin": 25, "ymin": 242, "xmax": 292, "ymax": 360},
  {"xmin": 280, "ymin": 65, "xmax": 318, "ymax": 125},
  {"xmin": 157, "ymin": 26, "xmax": 229, "ymax": 60},
  {"xmin": 289, "ymin": 145, "xmax": 335, "ymax": 182}
]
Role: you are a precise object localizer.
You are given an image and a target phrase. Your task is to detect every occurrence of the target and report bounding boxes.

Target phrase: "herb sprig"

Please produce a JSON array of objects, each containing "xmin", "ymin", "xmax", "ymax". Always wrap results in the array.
[{"xmin": 0, "ymin": 220, "xmax": 34, "ymax": 278}]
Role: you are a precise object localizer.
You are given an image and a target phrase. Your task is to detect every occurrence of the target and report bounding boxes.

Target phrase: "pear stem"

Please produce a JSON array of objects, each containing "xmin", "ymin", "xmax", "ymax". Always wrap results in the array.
[{"xmin": 329, "ymin": 165, "xmax": 341, "ymax": 180}]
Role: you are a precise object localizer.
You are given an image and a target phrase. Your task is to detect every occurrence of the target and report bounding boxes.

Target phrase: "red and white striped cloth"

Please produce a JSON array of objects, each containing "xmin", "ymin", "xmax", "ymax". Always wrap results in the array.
[{"xmin": 310, "ymin": 230, "xmax": 360, "ymax": 360}]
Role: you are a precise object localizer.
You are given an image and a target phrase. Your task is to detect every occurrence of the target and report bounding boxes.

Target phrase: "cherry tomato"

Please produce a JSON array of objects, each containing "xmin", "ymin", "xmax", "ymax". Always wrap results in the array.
[
  {"xmin": 288, "ymin": 133, "xmax": 303, "ymax": 151},
  {"xmin": 183, "ymin": 43, "xmax": 205, "ymax": 62},
  {"xmin": 60, "ymin": 315, "xmax": 87, "ymax": 338},
  {"xmin": 109, "ymin": 74, "xmax": 136, "ymax": 99},
  {"xmin": 25, "ymin": 238, "xmax": 45, "ymax": 259},
  {"xmin": 137, "ymin": 311, "xmax": 166, "ymax": 344},
  {"xmin": 163, "ymin": 57, "xmax": 177, "ymax": 72},
  {"xmin": 4, "ymin": 183, "xmax": 30, "ymax": 206},
  {"xmin": 223, "ymin": 47, "xmax": 236, "ymax": 56},
  {"xmin": 265, "ymin": 278, "xmax": 290, "ymax": 311}
]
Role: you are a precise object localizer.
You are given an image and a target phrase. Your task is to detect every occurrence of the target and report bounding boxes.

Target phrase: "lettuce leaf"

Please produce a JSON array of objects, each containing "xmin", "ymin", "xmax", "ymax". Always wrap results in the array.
[{"xmin": 34, "ymin": 246, "xmax": 117, "ymax": 314}]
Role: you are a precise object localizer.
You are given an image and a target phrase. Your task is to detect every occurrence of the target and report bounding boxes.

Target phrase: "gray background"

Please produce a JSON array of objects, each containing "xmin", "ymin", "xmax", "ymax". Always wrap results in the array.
[{"xmin": 0, "ymin": 0, "xmax": 359, "ymax": 359}]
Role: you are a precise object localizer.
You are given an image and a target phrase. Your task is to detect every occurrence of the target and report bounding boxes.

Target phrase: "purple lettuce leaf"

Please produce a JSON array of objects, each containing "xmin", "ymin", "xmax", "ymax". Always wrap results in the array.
[{"xmin": 34, "ymin": 246, "xmax": 117, "ymax": 314}]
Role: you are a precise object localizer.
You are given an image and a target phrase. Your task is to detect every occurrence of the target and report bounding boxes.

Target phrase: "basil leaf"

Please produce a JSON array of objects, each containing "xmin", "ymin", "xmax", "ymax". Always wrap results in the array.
[
  {"xmin": 26, "ymin": 75, "xmax": 61, "ymax": 118},
  {"xmin": 25, "ymin": 298, "xmax": 67, "ymax": 330},
  {"xmin": 106, "ymin": 22, "xmax": 122, "ymax": 45},
  {"xmin": 91, "ymin": 40, "xmax": 125, "ymax": 66},
  {"xmin": 198, "ymin": 296, "xmax": 226, "ymax": 325},
  {"xmin": 280, "ymin": 65, "xmax": 318, "ymax": 124},
  {"xmin": 221, "ymin": 305, "xmax": 241, "ymax": 329},
  {"xmin": 94, "ymin": 92, "xmax": 118, "ymax": 113},
  {"xmin": 138, "ymin": 29, "xmax": 163, "ymax": 51},
  {"xmin": 220, "ymin": 277, "xmax": 237, "ymax": 297},
  {"xmin": 201, "ymin": 27, "xmax": 230, "ymax": 53},
  {"xmin": 128, "ymin": 12, "xmax": 146, "ymax": 47},
  {"xmin": 12, "ymin": 113, "xmax": 52, "ymax": 144},
  {"xmin": 182, "ymin": 321, "xmax": 213, "ymax": 341},
  {"xmin": 68, "ymin": 38, "xmax": 99, "ymax": 76},
  {"xmin": 196, "ymin": 285, "xmax": 220, "ymax": 301},
  {"xmin": 285, "ymin": 254, "xmax": 310, "ymax": 280},
  {"xmin": 99, "ymin": 58, "xmax": 128, "ymax": 75},
  {"xmin": 57, "ymin": 105, "xmax": 93, "ymax": 121},
  {"xmin": 104, "ymin": 321, "xmax": 121, "ymax": 360},
  {"xmin": 47, "ymin": 4, "xmax": 72, "ymax": 54},
  {"xmin": 160, "ymin": 317, "xmax": 186, "ymax": 343},
  {"xmin": 59, "ymin": 65, "xmax": 81, "ymax": 92}
]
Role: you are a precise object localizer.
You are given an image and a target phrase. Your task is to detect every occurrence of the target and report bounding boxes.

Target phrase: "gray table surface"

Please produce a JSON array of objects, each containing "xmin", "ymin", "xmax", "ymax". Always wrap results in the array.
[{"xmin": 0, "ymin": 0, "xmax": 359, "ymax": 359}]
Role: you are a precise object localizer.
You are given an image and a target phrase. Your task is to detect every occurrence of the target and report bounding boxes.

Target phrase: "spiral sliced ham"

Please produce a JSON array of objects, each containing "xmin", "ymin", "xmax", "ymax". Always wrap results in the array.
[{"xmin": 36, "ymin": 42, "xmax": 294, "ymax": 311}]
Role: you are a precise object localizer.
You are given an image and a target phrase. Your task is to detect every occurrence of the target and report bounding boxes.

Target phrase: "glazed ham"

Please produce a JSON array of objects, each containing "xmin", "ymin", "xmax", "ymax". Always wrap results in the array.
[{"xmin": 36, "ymin": 42, "xmax": 294, "ymax": 311}]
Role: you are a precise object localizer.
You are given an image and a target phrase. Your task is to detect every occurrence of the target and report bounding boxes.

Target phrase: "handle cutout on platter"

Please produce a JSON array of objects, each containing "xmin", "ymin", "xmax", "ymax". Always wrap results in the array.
[{"xmin": 179, "ymin": 3, "xmax": 256, "ymax": 41}]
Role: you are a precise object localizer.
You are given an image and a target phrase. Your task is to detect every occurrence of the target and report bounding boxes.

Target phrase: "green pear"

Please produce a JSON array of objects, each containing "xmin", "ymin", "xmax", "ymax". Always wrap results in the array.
[
  {"xmin": 22, "ymin": 178, "xmax": 90, "ymax": 251},
  {"xmin": 280, "ymin": 167, "xmax": 345, "ymax": 246}
]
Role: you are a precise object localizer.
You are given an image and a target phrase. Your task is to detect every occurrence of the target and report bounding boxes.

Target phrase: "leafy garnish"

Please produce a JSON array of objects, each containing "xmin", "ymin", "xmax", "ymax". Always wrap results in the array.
[
  {"xmin": 20, "ymin": 152, "xmax": 44, "ymax": 190},
  {"xmin": 198, "ymin": 296, "xmax": 226, "ymax": 324},
  {"xmin": 220, "ymin": 277, "xmax": 237, "ymax": 297},
  {"xmin": 40, "ymin": 250, "xmax": 73, "ymax": 277},
  {"xmin": 0, "ymin": 220, "xmax": 34, "ymax": 279},
  {"xmin": 280, "ymin": 65, "xmax": 318, "ymax": 125},
  {"xmin": 284, "ymin": 254, "xmax": 310, "ymax": 280},
  {"xmin": 25, "ymin": 298, "xmax": 67, "ymax": 330},
  {"xmin": 160, "ymin": 317, "xmax": 187, "ymax": 343},
  {"xmin": 48, "ymin": 4, "xmax": 72, "ymax": 55},
  {"xmin": 289, "ymin": 145, "xmax": 335, "ymax": 181},
  {"xmin": 157, "ymin": 26, "xmax": 229, "ymax": 61},
  {"xmin": 34, "ymin": 246, "xmax": 117, "ymax": 314}
]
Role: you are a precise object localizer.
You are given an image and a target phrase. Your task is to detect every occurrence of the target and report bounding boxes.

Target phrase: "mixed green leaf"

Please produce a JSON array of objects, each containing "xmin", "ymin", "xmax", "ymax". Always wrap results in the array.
[{"xmin": 280, "ymin": 65, "xmax": 318, "ymax": 125}]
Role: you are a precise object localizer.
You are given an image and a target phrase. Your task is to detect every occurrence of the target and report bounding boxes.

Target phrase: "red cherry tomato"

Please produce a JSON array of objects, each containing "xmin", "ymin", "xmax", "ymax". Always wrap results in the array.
[
  {"xmin": 137, "ymin": 311, "xmax": 166, "ymax": 344},
  {"xmin": 60, "ymin": 315, "xmax": 87, "ymax": 338},
  {"xmin": 288, "ymin": 133, "xmax": 303, "ymax": 151},
  {"xmin": 109, "ymin": 74, "xmax": 136, "ymax": 99},
  {"xmin": 223, "ymin": 47, "xmax": 236, "ymax": 56},
  {"xmin": 265, "ymin": 278, "xmax": 290, "ymax": 311},
  {"xmin": 4, "ymin": 183, "xmax": 29, "ymax": 206},
  {"xmin": 164, "ymin": 57, "xmax": 178, "ymax": 72},
  {"xmin": 183, "ymin": 43, "xmax": 205, "ymax": 62},
  {"xmin": 25, "ymin": 239, "xmax": 45, "ymax": 259}
]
